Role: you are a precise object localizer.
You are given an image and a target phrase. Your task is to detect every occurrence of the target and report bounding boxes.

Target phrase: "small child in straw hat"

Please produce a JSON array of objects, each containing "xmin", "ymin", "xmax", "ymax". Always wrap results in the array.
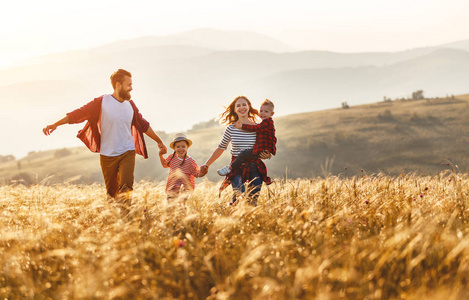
[{"xmin": 158, "ymin": 133, "xmax": 200, "ymax": 199}]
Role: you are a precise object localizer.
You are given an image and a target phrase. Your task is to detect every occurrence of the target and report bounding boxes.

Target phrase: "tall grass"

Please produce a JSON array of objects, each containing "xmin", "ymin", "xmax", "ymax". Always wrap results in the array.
[{"xmin": 1, "ymin": 173, "xmax": 469, "ymax": 299}]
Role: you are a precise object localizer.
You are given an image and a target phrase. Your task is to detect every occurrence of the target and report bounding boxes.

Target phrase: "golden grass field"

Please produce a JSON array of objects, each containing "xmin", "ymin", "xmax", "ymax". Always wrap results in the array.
[{"xmin": 2, "ymin": 171, "xmax": 469, "ymax": 299}]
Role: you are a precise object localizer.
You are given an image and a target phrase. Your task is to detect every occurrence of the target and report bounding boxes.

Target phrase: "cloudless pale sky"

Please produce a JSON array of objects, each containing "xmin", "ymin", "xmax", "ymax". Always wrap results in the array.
[
  {"xmin": 1, "ymin": 0, "xmax": 468, "ymax": 158},
  {"xmin": 1, "ymin": 0, "xmax": 468, "ymax": 67}
]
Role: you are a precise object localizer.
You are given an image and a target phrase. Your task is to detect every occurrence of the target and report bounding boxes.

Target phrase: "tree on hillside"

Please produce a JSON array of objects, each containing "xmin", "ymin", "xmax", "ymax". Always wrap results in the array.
[
  {"xmin": 412, "ymin": 90, "xmax": 424, "ymax": 100},
  {"xmin": 0, "ymin": 155, "xmax": 15, "ymax": 163},
  {"xmin": 378, "ymin": 110, "xmax": 394, "ymax": 122},
  {"xmin": 341, "ymin": 102, "xmax": 350, "ymax": 109},
  {"xmin": 55, "ymin": 148, "xmax": 72, "ymax": 159},
  {"xmin": 383, "ymin": 96, "xmax": 392, "ymax": 102},
  {"xmin": 190, "ymin": 119, "xmax": 219, "ymax": 130}
]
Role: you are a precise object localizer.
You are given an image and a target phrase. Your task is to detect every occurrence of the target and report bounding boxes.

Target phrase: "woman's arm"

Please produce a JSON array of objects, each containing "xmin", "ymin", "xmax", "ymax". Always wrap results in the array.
[
  {"xmin": 200, "ymin": 148, "xmax": 225, "ymax": 176},
  {"xmin": 205, "ymin": 147, "xmax": 225, "ymax": 167},
  {"xmin": 200, "ymin": 125, "xmax": 231, "ymax": 176}
]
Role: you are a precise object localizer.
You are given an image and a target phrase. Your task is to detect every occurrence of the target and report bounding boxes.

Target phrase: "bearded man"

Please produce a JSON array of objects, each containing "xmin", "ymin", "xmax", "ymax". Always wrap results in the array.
[{"xmin": 43, "ymin": 69, "xmax": 167, "ymax": 200}]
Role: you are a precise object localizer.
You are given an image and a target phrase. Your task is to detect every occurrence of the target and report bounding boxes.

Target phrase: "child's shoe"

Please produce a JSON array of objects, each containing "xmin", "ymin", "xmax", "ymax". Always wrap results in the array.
[{"xmin": 217, "ymin": 165, "xmax": 231, "ymax": 176}]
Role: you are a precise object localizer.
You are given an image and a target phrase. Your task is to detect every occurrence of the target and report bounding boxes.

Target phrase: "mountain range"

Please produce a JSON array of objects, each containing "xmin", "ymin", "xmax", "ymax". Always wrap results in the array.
[
  {"xmin": 0, "ymin": 28, "xmax": 468, "ymax": 158},
  {"xmin": 3, "ymin": 93, "xmax": 469, "ymax": 184}
]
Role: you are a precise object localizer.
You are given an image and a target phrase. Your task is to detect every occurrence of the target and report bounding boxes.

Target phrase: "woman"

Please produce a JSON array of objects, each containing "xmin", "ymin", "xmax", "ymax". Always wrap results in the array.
[{"xmin": 200, "ymin": 96, "xmax": 271, "ymax": 205}]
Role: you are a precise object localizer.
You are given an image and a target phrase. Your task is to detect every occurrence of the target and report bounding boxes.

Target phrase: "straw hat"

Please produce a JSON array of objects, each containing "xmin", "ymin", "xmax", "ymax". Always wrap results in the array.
[{"xmin": 169, "ymin": 133, "xmax": 193, "ymax": 149}]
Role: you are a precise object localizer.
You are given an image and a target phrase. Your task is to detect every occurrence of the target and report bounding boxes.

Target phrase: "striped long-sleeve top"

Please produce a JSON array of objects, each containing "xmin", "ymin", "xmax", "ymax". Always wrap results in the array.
[
  {"xmin": 218, "ymin": 125, "xmax": 257, "ymax": 156},
  {"xmin": 164, "ymin": 155, "xmax": 199, "ymax": 194}
]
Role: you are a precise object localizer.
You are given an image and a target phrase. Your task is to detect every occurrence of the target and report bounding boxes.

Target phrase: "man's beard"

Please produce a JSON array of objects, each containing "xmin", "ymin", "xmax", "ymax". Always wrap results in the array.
[{"xmin": 119, "ymin": 89, "xmax": 131, "ymax": 100}]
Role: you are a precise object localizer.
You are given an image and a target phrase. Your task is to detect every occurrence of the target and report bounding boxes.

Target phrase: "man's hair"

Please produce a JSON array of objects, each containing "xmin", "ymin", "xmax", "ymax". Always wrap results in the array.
[
  {"xmin": 261, "ymin": 99, "xmax": 275, "ymax": 111},
  {"xmin": 110, "ymin": 69, "xmax": 132, "ymax": 89}
]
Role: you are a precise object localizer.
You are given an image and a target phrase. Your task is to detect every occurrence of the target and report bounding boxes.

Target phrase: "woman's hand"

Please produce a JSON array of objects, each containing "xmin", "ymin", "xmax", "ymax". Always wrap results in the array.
[
  {"xmin": 201, "ymin": 148, "xmax": 225, "ymax": 176},
  {"xmin": 259, "ymin": 150, "xmax": 272, "ymax": 160}
]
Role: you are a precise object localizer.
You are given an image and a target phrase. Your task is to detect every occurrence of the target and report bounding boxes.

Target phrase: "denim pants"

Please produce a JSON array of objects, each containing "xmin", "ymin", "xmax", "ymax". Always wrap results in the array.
[{"xmin": 231, "ymin": 163, "xmax": 263, "ymax": 205}]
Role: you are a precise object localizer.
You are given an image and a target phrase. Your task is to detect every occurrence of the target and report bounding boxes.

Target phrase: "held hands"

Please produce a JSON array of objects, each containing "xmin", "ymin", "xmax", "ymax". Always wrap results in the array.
[
  {"xmin": 158, "ymin": 143, "xmax": 167, "ymax": 155},
  {"xmin": 234, "ymin": 120, "xmax": 243, "ymax": 129},
  {"xmin": 199, "ymin": 164, "xmax": 209, "ymax": 177}
]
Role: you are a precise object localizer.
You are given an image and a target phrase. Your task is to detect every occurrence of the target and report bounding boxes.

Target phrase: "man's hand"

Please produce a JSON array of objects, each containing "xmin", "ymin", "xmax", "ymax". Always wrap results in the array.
[
  {"xmin": 158, "ymin": 143, "xmax": 167, "ymax": 155},
  {"xmin": 199, "ymin": 164, "xmax": 209, "ymax": 177},
  {"xmin": 234, "ymin": 120, "xmax": 243, "ymax": 129},
  {"xmin": 43, "ymin": 116, "xmax": 70, "ymax": 136},
  {"xmin": 43, "ymin": 124, "xmax": 57, "ymax": 136},
  {"xmin": 259, "ymin": 150, "xmax": 272, "ymax": 159}
]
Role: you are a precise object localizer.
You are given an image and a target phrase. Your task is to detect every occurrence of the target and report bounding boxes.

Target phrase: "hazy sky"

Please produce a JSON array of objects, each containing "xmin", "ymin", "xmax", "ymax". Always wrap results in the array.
[
  {"xmin": 1, "ymin": 0, "xmax": 468, "ymax": 67},
  {"xmin": 1, "ymin": 0, "xmax": 468, "ymax": 158}
]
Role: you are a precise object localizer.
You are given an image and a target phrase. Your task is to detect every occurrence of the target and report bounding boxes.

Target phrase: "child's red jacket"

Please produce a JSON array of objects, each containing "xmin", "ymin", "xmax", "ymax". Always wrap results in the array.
[{"xmin": 241, "ymin": 117, "xmax": 277, "ymax": 156}]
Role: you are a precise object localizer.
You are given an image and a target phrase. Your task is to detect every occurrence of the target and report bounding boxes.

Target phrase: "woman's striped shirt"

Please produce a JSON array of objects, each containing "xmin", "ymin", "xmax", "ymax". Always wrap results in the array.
[{"xmin": 218, "ymin": 125, "xmax": 257, "ymax": 156}]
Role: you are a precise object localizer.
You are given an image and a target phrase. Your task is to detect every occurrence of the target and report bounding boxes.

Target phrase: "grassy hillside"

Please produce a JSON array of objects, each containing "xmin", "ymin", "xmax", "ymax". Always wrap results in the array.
[
  {"xmin": 274, "ymin": 93, "xmax": 469, "ymax": 177},
  {"xmin": 2, "ymin": 94, "xmax": 469, "ymax": 185}
]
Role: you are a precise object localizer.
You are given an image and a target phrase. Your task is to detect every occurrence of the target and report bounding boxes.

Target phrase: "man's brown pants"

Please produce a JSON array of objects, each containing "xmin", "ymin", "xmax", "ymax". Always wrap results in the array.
[{"xmin": 100, "ymin": 150, "xmax": 135, "ymax": 199}]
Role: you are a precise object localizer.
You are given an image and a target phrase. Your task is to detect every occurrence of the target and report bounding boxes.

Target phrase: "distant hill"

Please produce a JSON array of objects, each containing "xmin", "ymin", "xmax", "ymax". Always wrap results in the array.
[
  {"xmin": 1, "ymin": 28, "xmax": 469, "ymax": 158},
  {"xmin": 13, "ymin": 28, "xmax": 293, "ymax": 67},
  {"xmin": 248, "ymin": 49, "xmax": 469, "ymax": 116},
  {"xmin": 2, "ymin": 94, "xmax": 469, "ymax": 185},
  {"xmin": 426, "ymin": 38, "xmax": 469, "ymax": 53}
]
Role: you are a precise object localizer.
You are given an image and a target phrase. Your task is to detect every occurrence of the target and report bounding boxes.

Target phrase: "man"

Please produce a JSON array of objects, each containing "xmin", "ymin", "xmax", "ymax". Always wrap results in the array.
[{"xmin": 43, "ymin": 69, "xmax": 167, "ymax": 200}]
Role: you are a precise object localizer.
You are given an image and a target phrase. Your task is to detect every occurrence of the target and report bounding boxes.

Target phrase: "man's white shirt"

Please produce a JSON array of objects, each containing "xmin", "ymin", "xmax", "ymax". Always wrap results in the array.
[{"xmin": 100, "ymin": 94, "xmax": 135, "ymax": 157}]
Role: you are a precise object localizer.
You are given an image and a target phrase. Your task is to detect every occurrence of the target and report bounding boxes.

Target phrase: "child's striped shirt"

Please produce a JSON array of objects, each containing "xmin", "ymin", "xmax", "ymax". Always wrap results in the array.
[{"xmin": 164, "ymin": 155, "xmax": 199, "ymax": 194}]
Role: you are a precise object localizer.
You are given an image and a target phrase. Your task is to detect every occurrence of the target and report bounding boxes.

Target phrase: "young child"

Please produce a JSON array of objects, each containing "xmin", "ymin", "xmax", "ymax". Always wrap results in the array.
[
  {"xmin": 217, "ymin": 99, "xmax": 277, "ymax": 176},
  {"xmin": 159, "ymin": 133, "xmax": 200, "ymax": 199}
]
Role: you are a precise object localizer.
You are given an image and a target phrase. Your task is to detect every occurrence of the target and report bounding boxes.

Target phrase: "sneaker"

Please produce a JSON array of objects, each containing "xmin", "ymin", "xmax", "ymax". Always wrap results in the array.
[{"xmin": 217, "ymin": 165, "xmax": 232, "ymax": 176}]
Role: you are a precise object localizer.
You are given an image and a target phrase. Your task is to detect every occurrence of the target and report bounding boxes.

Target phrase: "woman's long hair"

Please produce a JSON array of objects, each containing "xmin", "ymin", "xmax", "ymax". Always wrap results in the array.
[{"xmin": 218, "ymin": 96, "xmax": 259, "ymax": 126}]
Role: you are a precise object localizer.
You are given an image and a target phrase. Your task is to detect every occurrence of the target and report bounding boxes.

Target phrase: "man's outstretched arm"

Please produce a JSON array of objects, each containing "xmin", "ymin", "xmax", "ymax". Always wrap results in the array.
[{"xmin": 43, "ymin": 115, "xmax": 70, "ymax": 136}]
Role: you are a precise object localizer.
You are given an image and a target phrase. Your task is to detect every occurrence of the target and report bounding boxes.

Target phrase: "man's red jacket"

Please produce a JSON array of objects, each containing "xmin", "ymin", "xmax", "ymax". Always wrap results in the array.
[{"xmin": 66, "ymin": 95, "xmax": 151, "ymax": 158}]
